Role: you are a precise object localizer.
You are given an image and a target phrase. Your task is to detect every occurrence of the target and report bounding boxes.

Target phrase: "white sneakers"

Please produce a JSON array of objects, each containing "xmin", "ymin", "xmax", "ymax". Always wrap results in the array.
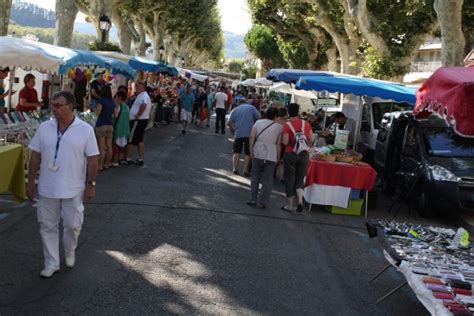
[
  {"xmin": 40, "ymin": 253, "xmax": 75, "ymax": 278},
  {"xmin": 40, "ymin": 266, "xmax": 60, "ymax": 278},
  {"xmin": 65, "ymin": 253, "xmax": 76, "ymax": 268}
]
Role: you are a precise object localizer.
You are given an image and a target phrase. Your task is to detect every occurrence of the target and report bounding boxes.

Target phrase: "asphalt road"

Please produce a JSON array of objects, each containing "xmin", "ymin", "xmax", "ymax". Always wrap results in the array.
[{"xmin": 0, "ymin": 121, "xmax": 430, "ymax": 315}]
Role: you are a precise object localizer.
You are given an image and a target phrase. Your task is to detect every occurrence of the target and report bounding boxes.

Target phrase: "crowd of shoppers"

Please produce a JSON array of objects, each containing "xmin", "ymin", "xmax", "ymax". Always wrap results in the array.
[
  {"xmin": 22, "ymin": 71, "xmax": 314, "ymax": 278},
  {"xmin": 227, "ymin": 95, "xmax": 313, "ymax": 212}
]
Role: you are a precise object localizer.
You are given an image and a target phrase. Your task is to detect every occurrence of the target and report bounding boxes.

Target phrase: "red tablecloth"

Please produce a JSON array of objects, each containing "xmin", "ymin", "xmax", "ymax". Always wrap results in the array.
[{"xmin": 305, "ymin": 159, "xmax": 377, "ymax": 191}]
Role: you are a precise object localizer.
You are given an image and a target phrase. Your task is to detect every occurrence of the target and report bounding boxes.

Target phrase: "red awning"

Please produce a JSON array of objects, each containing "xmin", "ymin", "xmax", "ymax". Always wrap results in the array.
[{"xmin": 414, "ymin": 67, "xmax": 474, "ymax": 137}]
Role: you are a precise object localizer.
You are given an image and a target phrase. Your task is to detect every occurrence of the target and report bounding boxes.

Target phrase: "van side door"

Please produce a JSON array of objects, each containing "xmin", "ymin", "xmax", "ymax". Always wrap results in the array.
[
  {"xmin": 374, "ymin": 114, "xmax": 391, "ymax": 173},
  {"xmin": 399, "ymin": 124, "xmax": 422, "ymax": 181}
]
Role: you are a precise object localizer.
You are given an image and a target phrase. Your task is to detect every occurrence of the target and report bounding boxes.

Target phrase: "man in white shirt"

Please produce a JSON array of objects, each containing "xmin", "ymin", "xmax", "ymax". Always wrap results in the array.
[
  {"xmin": 214, "ymin": 86, "xmax": 228, "ymax": 134},
  {"xmin": 28, "ymin": 91, "xmax": 99, "ymax": 278},
  {"xmin": 125, "ymin": 81, "xmax": 152, "ymax": 166}
]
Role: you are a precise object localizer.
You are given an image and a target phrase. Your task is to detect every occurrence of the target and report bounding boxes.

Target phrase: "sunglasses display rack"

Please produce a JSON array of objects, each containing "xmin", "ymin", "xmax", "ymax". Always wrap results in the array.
[
  {"xmin": 372, "ymin": 219, "xmax": 474, "ymax": 315},
  {"xmin": 77, "ymin": 111, "xmax": 97, "ymax": 127},
  {"xmin": 0, "ymin": 110, "xmax": 98, "ymax": 146},
  {"xmin": 0, "ymin": 110, "xmax": 51, "ymax": 145}
]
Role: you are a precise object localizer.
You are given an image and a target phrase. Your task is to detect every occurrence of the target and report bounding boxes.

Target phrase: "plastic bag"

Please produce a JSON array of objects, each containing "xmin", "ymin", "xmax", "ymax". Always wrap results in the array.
[{"xmin": 199, "ymin": 107, "xmax": 206, "ymax": 121}]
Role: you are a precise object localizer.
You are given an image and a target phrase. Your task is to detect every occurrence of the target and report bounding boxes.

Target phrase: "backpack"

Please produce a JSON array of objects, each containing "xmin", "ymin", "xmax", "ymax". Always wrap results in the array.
[{"xmin": 287, "ymin": 120, "xmax": 309, "ymax": 154}]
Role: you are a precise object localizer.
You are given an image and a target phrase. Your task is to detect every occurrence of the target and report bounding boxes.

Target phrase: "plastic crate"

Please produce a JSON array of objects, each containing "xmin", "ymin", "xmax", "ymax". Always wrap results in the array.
[
  {"xmin": 350, "ymin": 189, "xmax": 362, "ymax": 199},
  {"xmin": 330, "ymin": 199, "xmax": 364, "ymax": 216}
]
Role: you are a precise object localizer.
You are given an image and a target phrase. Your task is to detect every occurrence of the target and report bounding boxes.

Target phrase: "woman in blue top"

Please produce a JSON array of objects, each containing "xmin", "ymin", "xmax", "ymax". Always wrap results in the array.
[{"xmin": 95, "ymin": 85, "xmax": 118, "ymax": 170}]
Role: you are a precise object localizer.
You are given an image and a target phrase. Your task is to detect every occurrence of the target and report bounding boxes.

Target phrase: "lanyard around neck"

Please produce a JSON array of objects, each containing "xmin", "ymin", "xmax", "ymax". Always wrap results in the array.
[{"xmin": 54, "ymin": 117, "xmax": 75, "ymax": 164}]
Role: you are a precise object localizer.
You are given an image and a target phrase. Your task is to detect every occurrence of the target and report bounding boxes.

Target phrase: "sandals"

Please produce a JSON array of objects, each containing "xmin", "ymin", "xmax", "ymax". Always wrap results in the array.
[{"xmin": 281, "ymin": 206, "xmax": 293, "ymax": 212}]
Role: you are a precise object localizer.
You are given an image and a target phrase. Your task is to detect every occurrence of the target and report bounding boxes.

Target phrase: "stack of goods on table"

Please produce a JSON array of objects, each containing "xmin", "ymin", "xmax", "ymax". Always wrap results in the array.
[
  {"xmin": 311, "ymin": 145, "xmax": 364, "ymax": 165},
  {"xmin": 1, "ymin": 110, "xmax": 96, "ymax": 146},
  {"xmin": 373, "ymin": 219, "xmax": 474, "ymax": 315},
  {"xmin": 78, "ymin": 111, "xmax": 96, "ymax": 126},
  {"xmin": 0, "ymin": 109, "xmax": 50, "ymax": 126},
  {"xmin": 0, "ymin": 109, "xmax": 51, "ymax": 145}
]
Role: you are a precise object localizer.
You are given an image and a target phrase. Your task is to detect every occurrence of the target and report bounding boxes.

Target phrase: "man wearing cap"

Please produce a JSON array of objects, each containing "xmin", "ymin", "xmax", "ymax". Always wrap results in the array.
[
  {"xmin": 27, "ymin": 91, "xmax": 99, "ymax": 278},
  {"xmin": 89, "ymin": 70, "xmax": 106, "ymax": 111}
]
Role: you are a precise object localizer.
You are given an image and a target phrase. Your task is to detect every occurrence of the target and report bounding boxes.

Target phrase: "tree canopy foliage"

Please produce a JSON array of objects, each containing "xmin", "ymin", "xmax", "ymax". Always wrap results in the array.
[
  {"xmin": 244, "ymin": 24, "xmax": 287, "ymax": 71},
  {"xmin": 114, "ymin": 0, "xmax": 223, "ymax": 68},
  {"xmin": 247, "ymin": 0, "xmax": 473, "ymax": 79},
  {"xmin": 0, "ymin": 0, "xmax": 224, "ymax": 68}
]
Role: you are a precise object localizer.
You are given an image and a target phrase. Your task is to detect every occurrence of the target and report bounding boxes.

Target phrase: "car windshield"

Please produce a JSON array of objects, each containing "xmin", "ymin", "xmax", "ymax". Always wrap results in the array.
[
  {"xmin": 423, "ymin": 127, "xmax": 474, "ymax": 158},
  {"xmin": 372, "ymin": 102, "xmax": 411, "ymax": 129}
]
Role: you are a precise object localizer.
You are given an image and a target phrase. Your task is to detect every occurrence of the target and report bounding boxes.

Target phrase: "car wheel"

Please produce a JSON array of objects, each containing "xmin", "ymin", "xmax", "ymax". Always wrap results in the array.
[{"xmin": 417, "ymin": 189, "xmax": 435, "ymax": 218}]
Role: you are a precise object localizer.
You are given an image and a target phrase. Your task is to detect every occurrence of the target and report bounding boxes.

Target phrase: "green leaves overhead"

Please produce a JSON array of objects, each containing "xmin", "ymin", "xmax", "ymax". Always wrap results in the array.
[
  {"xmin": 93, "ymin": 0, "xmax": 223, "ymax": 67},
  {"xmin": 244, "ymin": 24, "xmax": 287, "ymax": 71},
  {"xmin": 248, "ymin": 0, "xmax": 471, "ymax": 79}
]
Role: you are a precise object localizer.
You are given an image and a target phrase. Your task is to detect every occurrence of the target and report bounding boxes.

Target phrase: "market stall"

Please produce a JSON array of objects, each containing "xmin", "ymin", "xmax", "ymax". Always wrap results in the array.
[
  {"xmin": 0, "ymin": 37, "xmax": 121, "ymax": 204},
  {"xmin": 0, "ymin": 143, "xmax": 26, "ymax": 203},
  {"xmin": 0, "ymin": 37, "xmax": 64, "ymax": 73},
  {"xmin": 414, "ymin": 67, "xmax": 474, "ymax": 138},
  {"xmin": 240, "ymin": 77, "xmax": 273, "ymax": 87},
  {"xmin": 95, "ymin": 51, "xmax": 179, "ymax": 77},
  {"xmin": 266, "ymin": 68, "xmax": 334, "ymax": 83},
  {"xmin": 129, "ymin": 56, "xmax": 178, "ymax": 76},
  {"xmin": 99, "ymin": 56, "xmax": 135, "ymax": 79},
  {"xmin": 292, "ymin": 73, "xmax": 416, "ymax": 216},
  {"xmin": 367, "ymin": 219, "xmax": 474, "ymax": 315},
  {"xmin": 304, "ymin": 159, "xmax": 377, "ymax": 217},
  {"xmin": 179, "ymin": 68, "xmax": 209, "ymax": 82}
]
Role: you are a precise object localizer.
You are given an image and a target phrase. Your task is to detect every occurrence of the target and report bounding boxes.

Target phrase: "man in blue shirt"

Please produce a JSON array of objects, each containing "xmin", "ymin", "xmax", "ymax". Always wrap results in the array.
[
  {"xmin": 180, "ymin": 85, "xmax": 195, "ymax": 134},
  {"xmin": 227, "ymin": 98, "xmax": 261, "ymax": 176}
]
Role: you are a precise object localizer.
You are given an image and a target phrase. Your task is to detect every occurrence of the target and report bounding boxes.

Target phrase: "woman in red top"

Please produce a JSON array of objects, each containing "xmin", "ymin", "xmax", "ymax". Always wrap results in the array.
[
  {"xmin": 281, "ymin": 103, "xmax": 313, "ymax": 213},
  {"xmin": 16, "ymin": 74, "xmax": 42, "ymax": 112}
]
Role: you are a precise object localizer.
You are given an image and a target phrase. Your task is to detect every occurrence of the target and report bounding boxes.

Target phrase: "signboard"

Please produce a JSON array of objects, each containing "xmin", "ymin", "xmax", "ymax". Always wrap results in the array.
[
  {"xmin": 317, "ymin": 98, "xmax": 338, "ymax": 107},
  {"xmin": 334, "ymin": 129, "xmax": 350, "ymax": 149}
]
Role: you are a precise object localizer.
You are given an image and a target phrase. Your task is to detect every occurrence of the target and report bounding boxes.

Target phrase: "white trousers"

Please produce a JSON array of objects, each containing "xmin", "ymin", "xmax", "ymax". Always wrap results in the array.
[{"xmin": 37, "ymin": 192, "xmax": 84, "ymax": 269}]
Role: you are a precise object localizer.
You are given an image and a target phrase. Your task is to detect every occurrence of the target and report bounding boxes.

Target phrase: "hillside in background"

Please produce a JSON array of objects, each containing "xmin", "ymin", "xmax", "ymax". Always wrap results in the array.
[
  {"xmin": 224, "ymin": 31, "xmax": 246, "ymax": 59},
  {"xmin": 8, "ymin": 22, "xmax": 97, "ymax": 50},
  {"xmin": 11, "ymin": 1, "xmax": 55, "ymax": 28}
]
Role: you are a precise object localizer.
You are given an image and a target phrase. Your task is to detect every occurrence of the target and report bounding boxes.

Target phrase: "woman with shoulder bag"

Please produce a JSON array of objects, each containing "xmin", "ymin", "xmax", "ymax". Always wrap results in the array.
[
  {"xmin": 247, "ymin": 107, "xmax": 283, "ymax": 208},
  {"xmin": 281, "ymin": 103, "xmax": 313, "ymax": 213}
]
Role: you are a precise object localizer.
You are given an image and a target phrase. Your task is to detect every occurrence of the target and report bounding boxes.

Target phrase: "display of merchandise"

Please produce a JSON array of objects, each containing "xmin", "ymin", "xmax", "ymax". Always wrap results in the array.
[
  {"xmin": 1, "ymin": 108, "xmax": 96, "ymax": 146},
  {"xmin": 0, "ymin": 109, "xmax": 53, "ymax": 145},
  {"xmin": 78, "ymin": 111, "xmax": 97, "ymax": 126},
  {"xmin": 369, "ymin": 219, "xmax": 474, "ymax": 315}
]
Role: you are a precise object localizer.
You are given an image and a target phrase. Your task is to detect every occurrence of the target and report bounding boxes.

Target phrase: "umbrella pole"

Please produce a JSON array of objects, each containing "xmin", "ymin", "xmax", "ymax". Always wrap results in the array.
[
  {"xmin": 353, "ymin": 96, "xmax": 363, "ymax": 152},
  {"xmin": 322, "ymin": 111, "xmax": 327, "ymax": 132},
  {"xmin": 7, "ymin": 67, "xmax": 15, "ymax": 112}
]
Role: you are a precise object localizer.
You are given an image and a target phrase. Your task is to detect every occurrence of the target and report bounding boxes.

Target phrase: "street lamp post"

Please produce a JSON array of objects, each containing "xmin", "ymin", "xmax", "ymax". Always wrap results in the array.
[
  {"xmin": 159, "ymin": 44, "xmax": 165, "ymax": 63},
  {"xmin": 99, "ymin": 14, "xmax": 111, "ymax": 50}
]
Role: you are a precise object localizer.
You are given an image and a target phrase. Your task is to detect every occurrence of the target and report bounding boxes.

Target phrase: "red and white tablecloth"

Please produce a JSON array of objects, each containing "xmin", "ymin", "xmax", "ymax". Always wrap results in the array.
[{"xmin": 304, "ymin": 159, "xmax": 377, "ymax": 208}]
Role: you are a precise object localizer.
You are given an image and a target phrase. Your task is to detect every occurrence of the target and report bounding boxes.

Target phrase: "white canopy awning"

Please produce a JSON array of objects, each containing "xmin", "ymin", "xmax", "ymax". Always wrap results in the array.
[
  {"xmin": 0, "ymin": 37, "xmax": 64, "ymax": 73},
  {"xmin": 240, "ymin": 77, "xmax": 273, "ymax": 87},
  {"xmin": 269, "ymin": 82, "xmax": 317, "ymax": 99},
  {"xmin": 94, "ymin": 51, "xmax": 132, "ymax": 63},
  {"xmin": 178, "ymin": 67, "xmax": 208, "ymax": 82}
]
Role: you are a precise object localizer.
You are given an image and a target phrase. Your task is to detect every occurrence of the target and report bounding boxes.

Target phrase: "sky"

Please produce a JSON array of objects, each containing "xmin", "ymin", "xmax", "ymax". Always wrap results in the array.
[{"xmin": 17, "ymin": 0, "xmax": 253, "ymax": 35}]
